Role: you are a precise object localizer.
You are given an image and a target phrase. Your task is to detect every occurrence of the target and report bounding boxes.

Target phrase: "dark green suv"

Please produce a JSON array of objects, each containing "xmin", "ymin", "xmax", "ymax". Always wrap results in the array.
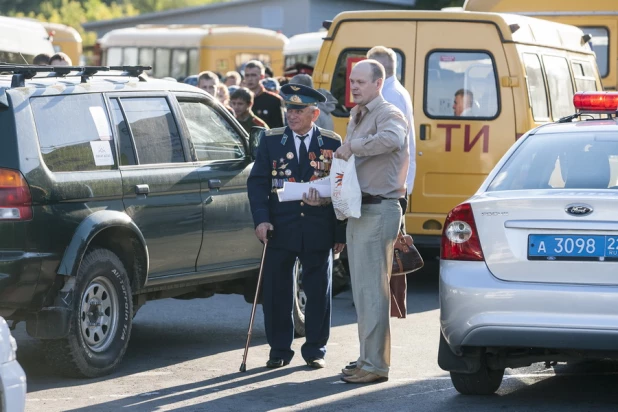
[{"xmin": 0, "ymin": 65, "xmax": 305, "ymax": 377}]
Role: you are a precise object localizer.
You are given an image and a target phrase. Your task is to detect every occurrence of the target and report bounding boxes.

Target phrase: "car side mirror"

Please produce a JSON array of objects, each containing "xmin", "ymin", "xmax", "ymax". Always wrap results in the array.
[{"xmin": 249, "ymin": 126, "xmax": 265, "ymax": 160}]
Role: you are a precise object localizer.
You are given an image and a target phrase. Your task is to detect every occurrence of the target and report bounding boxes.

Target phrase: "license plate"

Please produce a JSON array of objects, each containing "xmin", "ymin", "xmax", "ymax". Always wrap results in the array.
[{"xmin": 528, "ymin": 235, "xmax": 618, "ymax": 261}]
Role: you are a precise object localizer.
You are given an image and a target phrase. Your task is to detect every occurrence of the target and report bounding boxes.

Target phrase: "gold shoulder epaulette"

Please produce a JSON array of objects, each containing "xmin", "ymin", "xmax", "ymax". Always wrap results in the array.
[
  {"xmin": 265, "ymin": 127, "xmax": 286, "ymax": 136},
  {"xmin": 318, "ymin": 128, "xmax": 342, "ymax": 141}
]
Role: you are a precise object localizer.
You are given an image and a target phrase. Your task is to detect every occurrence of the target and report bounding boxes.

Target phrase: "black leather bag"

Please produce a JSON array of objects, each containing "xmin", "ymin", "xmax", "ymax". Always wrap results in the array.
[{"xmin": 391, "ymin": 231, "xmax": 424, "ymax": 276}]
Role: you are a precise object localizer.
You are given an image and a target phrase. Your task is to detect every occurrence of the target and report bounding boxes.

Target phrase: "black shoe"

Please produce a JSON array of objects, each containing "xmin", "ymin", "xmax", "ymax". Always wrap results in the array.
[
  {"xmin": 266, "ymin": 358, "xmax": 290, "ymax": 368},
  {"xmin": 306, "ymin": 358, "xmax": 326, "ymax": 369}
]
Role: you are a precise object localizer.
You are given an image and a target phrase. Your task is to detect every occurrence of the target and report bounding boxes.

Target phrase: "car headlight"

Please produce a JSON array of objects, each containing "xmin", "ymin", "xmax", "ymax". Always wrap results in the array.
[{"xmin": 8, "ymin": 335, "xmax": 17, "ymax": 362}]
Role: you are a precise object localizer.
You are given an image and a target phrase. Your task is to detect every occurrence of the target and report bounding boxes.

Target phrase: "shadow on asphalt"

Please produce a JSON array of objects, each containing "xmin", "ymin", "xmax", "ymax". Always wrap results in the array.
[
  {"xmin": 16, "ymin": 262, "xmax": 439, "ymax": 393},
  {"xmin": 56, "ymin": 361, "xmax": 618, "ymax": 411}
]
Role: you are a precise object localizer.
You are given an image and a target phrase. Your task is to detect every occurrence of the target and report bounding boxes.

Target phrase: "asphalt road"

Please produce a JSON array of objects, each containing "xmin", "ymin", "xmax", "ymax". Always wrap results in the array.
[{"xmin": 13, "ymin": 261, "xmax": 618, "ymax": 411}]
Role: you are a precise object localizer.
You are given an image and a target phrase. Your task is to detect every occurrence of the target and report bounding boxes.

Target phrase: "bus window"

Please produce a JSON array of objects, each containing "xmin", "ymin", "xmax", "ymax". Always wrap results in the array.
[
  {"xmin": 123, "ymin": 47, "xmax": 138, "ymax": 66},
  {"xmin": 189, "ymin": 49, "xmax": 199, "ymax": 75},
  {"xmin": 572, "ymin": 61, "xmax": 598, "ymax": 91},
  {"xmin": 171, "ymin": 49, "xmax": 188, "ymax": 79},
  {"xmin": 523, "ymin": 53, "xmax": 550, "ymax": 121},
  {"xmin": 235, "ymin": 53, "xmax": 272, "ymax": 69},
  {"xmin": 139, "ymin": 48, "xmax": 154, "ymax": 74},
  {"xmin": 424, "ymin": 51, "xmax": 499, "ymax": 119},
  {"xmin": 543, "ymin": 55, "xmax": 575, "ymax": 119},
  {"xmin": 580, "ymin": 26, "xmax": 609, "ymax": 78},
  {"xmin": 330, "ymin": 48, "xmax": 404, "ymax": 117},
  {"xmin": 107, "ymin": 47, "xmax": 122, "ymax": 66},
  {"xmin": 155, "ymin": 49, "xmax": 171, "ymax": 79}
]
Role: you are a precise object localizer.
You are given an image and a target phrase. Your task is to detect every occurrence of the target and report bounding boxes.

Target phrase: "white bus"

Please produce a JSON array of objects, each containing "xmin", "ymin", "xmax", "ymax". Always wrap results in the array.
[
  {"xmin": 0, "ymin": 17, "xmax": 54, "ymax": 64},
  {"xmin": 283, "ymin": 31, "xmax": 325, "ymax": 69}
]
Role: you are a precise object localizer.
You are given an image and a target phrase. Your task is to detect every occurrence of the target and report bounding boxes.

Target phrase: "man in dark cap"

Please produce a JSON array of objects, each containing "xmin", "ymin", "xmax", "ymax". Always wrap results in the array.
[{"xmin": 247, "ymin": 83, "xmax": 346, "ymax": 369}]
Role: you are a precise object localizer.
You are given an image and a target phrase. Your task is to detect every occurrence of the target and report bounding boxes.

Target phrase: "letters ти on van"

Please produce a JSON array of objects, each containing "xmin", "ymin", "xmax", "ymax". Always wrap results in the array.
[
  {"xmin": 463, "ymin": 0, "xmax": 618, "ymax": 90},
  {"xmin": 312, "ymin": 10, "xmax": 602, "ymax": 252}
]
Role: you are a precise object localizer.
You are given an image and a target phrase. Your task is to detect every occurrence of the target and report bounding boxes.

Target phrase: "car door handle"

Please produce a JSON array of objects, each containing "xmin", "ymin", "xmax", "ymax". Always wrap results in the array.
[
  {"xmin": 208, "ymin": 179, "xmax": 222, "ymax": 190},
  {"xmin": 135, "ymin": 184, "xmax": 150, "ymax": 195}
]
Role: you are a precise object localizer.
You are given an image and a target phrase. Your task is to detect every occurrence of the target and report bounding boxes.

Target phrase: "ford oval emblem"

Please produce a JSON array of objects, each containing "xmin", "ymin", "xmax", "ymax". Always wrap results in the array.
[{"xmin": 565, "ymin": 204, "xmax": 593, "ymax": 216}]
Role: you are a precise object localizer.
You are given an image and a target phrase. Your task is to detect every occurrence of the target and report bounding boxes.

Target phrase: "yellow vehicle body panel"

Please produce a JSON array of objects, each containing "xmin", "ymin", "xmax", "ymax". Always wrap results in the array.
[
  {"xmin": 313, "ymin": 10, "xmax": 602, "ymax": 248},
  {"xmin": 464, "ymin": 0, "xmax": 618, "ymax": 89},
  {"xmin": 100, "ymin": 25, "xmax": 287, "ymax": 79}
]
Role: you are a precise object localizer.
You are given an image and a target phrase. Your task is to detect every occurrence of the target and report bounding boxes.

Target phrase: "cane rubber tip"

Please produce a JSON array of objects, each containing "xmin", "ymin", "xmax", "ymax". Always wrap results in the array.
[{"xmin": 240, "ymin": 363, "xmax": 246, "ymax": 372}]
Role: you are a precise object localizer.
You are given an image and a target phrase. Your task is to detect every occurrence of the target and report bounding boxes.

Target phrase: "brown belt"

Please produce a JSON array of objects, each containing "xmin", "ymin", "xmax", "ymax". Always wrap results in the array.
[{"xmin": 361, "ymin": 195, "xmax": 385, "ymax": 205}]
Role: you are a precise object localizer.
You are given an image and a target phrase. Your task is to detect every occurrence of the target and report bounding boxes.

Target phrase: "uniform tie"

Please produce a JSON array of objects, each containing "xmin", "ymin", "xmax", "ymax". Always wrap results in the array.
[{"xmin": 298, "ymin": 134, "xmax": 309, "ymax": 176}]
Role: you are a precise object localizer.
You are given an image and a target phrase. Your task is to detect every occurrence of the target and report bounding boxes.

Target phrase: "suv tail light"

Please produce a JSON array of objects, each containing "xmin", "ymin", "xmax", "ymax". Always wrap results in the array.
[
  {"xmin": 441, "ymin": 203, "xmax": 484, "ymax": 261},
  {"xmin": 0, "ymin": 168, "xmax": 32, "ymax": 220}
]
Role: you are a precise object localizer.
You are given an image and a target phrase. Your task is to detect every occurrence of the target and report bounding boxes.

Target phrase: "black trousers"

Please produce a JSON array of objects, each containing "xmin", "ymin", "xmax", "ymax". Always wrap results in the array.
[{"xmin": 261, "ymin": 245, "xmax": 332, "ymax": 362}]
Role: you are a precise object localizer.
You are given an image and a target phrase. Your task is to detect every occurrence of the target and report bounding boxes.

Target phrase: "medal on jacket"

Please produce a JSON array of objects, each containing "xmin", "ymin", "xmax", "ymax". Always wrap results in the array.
[{"xmin": 309, "ymin": 152, "xmax": 317, "ymax": 168}]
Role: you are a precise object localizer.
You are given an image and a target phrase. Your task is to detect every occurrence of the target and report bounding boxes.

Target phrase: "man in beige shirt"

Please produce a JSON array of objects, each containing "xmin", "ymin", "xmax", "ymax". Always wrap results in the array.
[{"xmin": 335, "ymin": 59, "xmax": 409, "ymax": 384}]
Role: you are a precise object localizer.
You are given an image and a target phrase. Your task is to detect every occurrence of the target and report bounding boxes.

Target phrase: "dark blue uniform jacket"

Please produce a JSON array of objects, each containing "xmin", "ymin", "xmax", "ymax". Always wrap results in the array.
[{"xmin": 248, "ymin": 125, "xmax": 346, "ymax": 252}]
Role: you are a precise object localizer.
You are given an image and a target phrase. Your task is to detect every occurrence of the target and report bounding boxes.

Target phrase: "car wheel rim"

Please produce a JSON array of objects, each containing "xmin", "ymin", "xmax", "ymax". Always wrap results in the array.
[
  {"xmin": 79, "ymin": 276, "xmax": 119, "ymax": 353},
  {"xmin": 294, "ymin": 260, "xmax": 307, "ymax": 315}
]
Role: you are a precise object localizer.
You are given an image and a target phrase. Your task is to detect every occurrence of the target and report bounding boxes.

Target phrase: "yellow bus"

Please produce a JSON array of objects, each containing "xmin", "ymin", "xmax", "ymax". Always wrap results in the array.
[
  {"xmin": 99, "ymin": 24, "xmax": 288, "ymax": 80},
  {"xmin": 313, "ymin": 10, "xmax": 601, "ymax": 251},
  {"xmin": 41, "ymin": 22, "xmax": 83, "ymax": 65},
  {"xmin": 0, "ymin": 16, "xmax": 54, "ymax": 64},
  {"xmin": 463, "ymin": 0, "xmax": 617, "ymax": 89}
]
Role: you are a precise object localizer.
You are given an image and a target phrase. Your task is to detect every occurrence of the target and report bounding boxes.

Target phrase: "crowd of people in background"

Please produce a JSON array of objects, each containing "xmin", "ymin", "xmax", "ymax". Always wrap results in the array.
[{"xmin": 186, "ymin": 60, "xmax": 337, "ymax": 134}]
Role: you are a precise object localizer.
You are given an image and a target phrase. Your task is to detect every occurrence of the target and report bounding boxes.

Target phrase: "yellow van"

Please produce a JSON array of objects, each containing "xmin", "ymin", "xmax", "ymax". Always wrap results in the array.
[
  {"xmin": 41, "ymin": 22, "xmax": 83, "ymax": 65},
  {"xmin": 99, "ymin": 24, "xmax": 288, "ymax": 80},
  {"xmin": 313, "ymin": 10, "xmax": 602, "ymax": 251},
  {"xmin": 463, "ymin": 0, "xmax": 617, "ymax": 90}
]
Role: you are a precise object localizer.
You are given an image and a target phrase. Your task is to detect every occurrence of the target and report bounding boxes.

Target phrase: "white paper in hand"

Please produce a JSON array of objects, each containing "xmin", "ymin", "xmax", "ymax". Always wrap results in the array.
[
  {"xmin": 330, "ymin": 155, "xmax": 361, "ymax": 220},
  {"xmin": 276, "ymin": 176, "xmax": 331, "ymax": 202}
]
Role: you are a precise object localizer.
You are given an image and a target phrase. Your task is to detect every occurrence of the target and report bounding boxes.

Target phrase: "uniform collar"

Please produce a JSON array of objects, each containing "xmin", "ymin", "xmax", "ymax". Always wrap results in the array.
[{"xmin": 293, "ymin": 128, "xmax": 314, "ymax": 140}]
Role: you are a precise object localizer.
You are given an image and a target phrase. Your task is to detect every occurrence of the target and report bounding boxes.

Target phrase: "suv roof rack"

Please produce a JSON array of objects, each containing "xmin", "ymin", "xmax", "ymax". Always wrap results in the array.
[{"xmin": 0, "ymin": 64, "xmax": 152, "ymax": 87}]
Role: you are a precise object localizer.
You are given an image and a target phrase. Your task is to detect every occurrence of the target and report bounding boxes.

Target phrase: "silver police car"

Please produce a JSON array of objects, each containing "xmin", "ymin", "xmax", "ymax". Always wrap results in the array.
[{"xmin": 439, "ymin": 91, "xmax": 618, "ymax": 395}]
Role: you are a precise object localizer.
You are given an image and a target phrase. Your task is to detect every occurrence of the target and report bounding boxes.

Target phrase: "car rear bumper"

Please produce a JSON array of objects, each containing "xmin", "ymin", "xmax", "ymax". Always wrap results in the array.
[
  {"xmin": 0, "ymin": 359, "xmax": 26, "ymax": 412},
  {"xmin": 440, "ymin": 260, "xmax": 618, "ymax": 353}
]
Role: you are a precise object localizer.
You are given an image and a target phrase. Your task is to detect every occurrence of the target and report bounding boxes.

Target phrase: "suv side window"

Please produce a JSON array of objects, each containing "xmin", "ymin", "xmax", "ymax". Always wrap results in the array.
[
  {"xmin": 178, "ymin": 100, "xmax": 245, "ymax": 161},
  {"xmin": 109, "ymin": 98, "xmax": 137, "ymax": 166},
  {"xmin": 424, "ymin": 50, "xmax": 499, "ymax": 119},
  {"xmin": 31, "ymin": 94, "xmax": 117, "ymax": 172},
  {"xmin": 330, "ymin": 48, "xmax": 405, "ymax": 117},
  {"xmin": 120, "ymin": 97, "xmax": 185, "ymax": 164}
]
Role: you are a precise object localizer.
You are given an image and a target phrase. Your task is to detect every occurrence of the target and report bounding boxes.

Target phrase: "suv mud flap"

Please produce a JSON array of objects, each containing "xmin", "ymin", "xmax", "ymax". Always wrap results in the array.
[
  {"xmin": 438, "ymin": 331, "xmax": 482, "ymax": 373},
  {"xmin": 26, "ymin": 306, "xmax": 71, "ymax": 339}
]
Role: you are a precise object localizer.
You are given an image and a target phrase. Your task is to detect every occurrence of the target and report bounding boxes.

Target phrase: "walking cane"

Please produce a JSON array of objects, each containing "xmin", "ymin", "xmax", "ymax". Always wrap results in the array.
[{"xmin": 239, "ymin": 230, "xmax": 273, "ymax": 372}]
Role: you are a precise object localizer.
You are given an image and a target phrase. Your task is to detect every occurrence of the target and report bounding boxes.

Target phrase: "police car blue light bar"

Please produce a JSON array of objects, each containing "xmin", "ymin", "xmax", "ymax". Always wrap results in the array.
[{"xmin": 573, "ymin": 91, "xmax": 618, "ymax": 112}]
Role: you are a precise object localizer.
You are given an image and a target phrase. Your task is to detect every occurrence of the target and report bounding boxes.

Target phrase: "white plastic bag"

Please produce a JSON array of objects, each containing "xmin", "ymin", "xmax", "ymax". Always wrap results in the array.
[{"xmin": 330, "ymin": 155, "xmax": 362, "ymax": 220}]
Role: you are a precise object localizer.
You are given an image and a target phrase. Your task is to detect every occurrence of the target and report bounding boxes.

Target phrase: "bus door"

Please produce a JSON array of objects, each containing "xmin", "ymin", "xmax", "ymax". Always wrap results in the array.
[{"xmin": 410, "ymin": 21, "xmax": 515, "ymax": 236}]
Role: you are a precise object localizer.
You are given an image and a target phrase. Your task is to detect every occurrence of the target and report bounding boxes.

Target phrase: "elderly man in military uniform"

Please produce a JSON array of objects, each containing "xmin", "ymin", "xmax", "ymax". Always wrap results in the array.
[{"xmin": 247, "ymin": 83, "xmax": 346, "ymax": 369}]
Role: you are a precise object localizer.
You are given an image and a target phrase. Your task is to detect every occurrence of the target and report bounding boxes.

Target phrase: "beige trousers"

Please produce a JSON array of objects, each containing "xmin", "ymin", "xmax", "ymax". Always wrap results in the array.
[{"xmin": 347, "ymin": 199, "xmax": 401, "ymax": 377}]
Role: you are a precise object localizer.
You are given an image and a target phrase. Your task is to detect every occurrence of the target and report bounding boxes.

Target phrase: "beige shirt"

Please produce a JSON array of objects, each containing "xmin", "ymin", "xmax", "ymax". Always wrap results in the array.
[{"xmin": 346, "ymin": 94, "xmax": 409, "ymax": 198}]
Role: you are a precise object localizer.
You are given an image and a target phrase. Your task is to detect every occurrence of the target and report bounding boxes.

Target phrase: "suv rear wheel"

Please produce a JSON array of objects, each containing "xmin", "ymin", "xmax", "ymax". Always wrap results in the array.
[
  {"xmin": 44, "ymin": 248, "xmax": 133, "ymax": 378},
  {"xmin": 449, "ymin": 357, "xmax": 504, "ymax": 395}
]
